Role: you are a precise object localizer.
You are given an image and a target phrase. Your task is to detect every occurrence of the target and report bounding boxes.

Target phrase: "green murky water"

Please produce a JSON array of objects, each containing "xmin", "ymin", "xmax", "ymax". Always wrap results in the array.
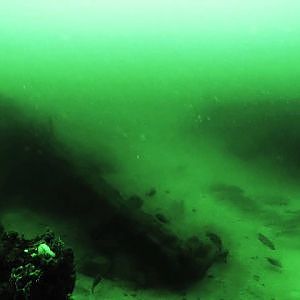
[{"xmin": 1, "ymin": 1, "xmax": 300, "ymax": 299}]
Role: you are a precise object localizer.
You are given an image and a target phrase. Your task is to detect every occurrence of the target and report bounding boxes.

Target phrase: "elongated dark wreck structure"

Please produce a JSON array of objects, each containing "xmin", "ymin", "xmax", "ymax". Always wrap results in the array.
[{"xmin": 0, "ymin": 96, "xmax": 228, "ymax": 294}]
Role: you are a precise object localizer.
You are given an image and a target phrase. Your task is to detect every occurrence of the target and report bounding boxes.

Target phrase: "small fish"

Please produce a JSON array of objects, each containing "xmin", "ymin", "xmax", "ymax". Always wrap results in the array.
[
  {"xmin": 266, "ymin": 257, "xmax": 282, "ymax": 268},
  {"xmin": 91, "ymin": 273, "xmax": 102, "ymax": 293},
  {"xmin": 258, "ymin": 233, "xmax": 276, "ymax": 250}
]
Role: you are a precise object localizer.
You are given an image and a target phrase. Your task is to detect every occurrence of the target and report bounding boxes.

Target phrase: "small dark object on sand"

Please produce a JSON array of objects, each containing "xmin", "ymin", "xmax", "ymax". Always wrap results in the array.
[
  {"xmin": 155, "ymin": 213, "xmax": 169, "ymax": 224},
  {"xmin": 127, "ymin": 195, "xmax": 143, "ymax": 209},
  {"xmin": 258, "ymin": 233, "xmax": 276, "ymax": 250},
  {"xmin": 145, "ymin": 188, "xmax": 156, "ymax": 197},
  {"xmin": 0, "ymin": 223, "xmax": 4, "ymax": 236},
  {"xmin": 266, "ymin": 257, "xmax": 282, "ymax": 268},
  {"xmin": 206, "ymin": 232, "xmax": 223, "ymax": 251},
  {"xmin": 91, "ymin": 273, "xmax": 102, "ymax": 293}
]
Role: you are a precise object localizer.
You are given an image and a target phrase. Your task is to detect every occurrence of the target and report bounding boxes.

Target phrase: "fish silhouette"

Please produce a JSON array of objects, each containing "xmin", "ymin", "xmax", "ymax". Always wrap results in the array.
[{"xmin": 258, "ymin": 233, "xmax": 275, "ymax": 250}]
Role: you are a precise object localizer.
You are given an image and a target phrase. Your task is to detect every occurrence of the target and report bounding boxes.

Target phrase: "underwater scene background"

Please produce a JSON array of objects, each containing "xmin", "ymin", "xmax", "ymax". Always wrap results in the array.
[{"xmin": 1, "ymin": 1, "xmax": 300, "ymax": 299}]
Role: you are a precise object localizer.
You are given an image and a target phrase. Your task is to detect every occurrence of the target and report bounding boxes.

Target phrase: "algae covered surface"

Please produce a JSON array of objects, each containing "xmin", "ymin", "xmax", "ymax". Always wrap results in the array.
[{"xmin": 1, "ymin": 1, "xmax": 300, "ymax": 299}]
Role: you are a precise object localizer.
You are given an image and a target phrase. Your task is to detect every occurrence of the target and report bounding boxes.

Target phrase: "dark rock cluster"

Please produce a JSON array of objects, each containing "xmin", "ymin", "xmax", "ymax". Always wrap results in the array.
[{"xmin": 0, "ymin": 227, "xmax": 75, "ymax": 300}]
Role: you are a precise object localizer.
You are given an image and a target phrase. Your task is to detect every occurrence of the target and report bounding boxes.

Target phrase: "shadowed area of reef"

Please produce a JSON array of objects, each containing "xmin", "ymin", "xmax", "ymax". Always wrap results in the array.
[
  {"xmin": 0, "ymin": 95, "xmax": 228, "ymax": 293},
  {"xmin": 193, "ymin": 99, "xmax": 300, "ymax": 177}
]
